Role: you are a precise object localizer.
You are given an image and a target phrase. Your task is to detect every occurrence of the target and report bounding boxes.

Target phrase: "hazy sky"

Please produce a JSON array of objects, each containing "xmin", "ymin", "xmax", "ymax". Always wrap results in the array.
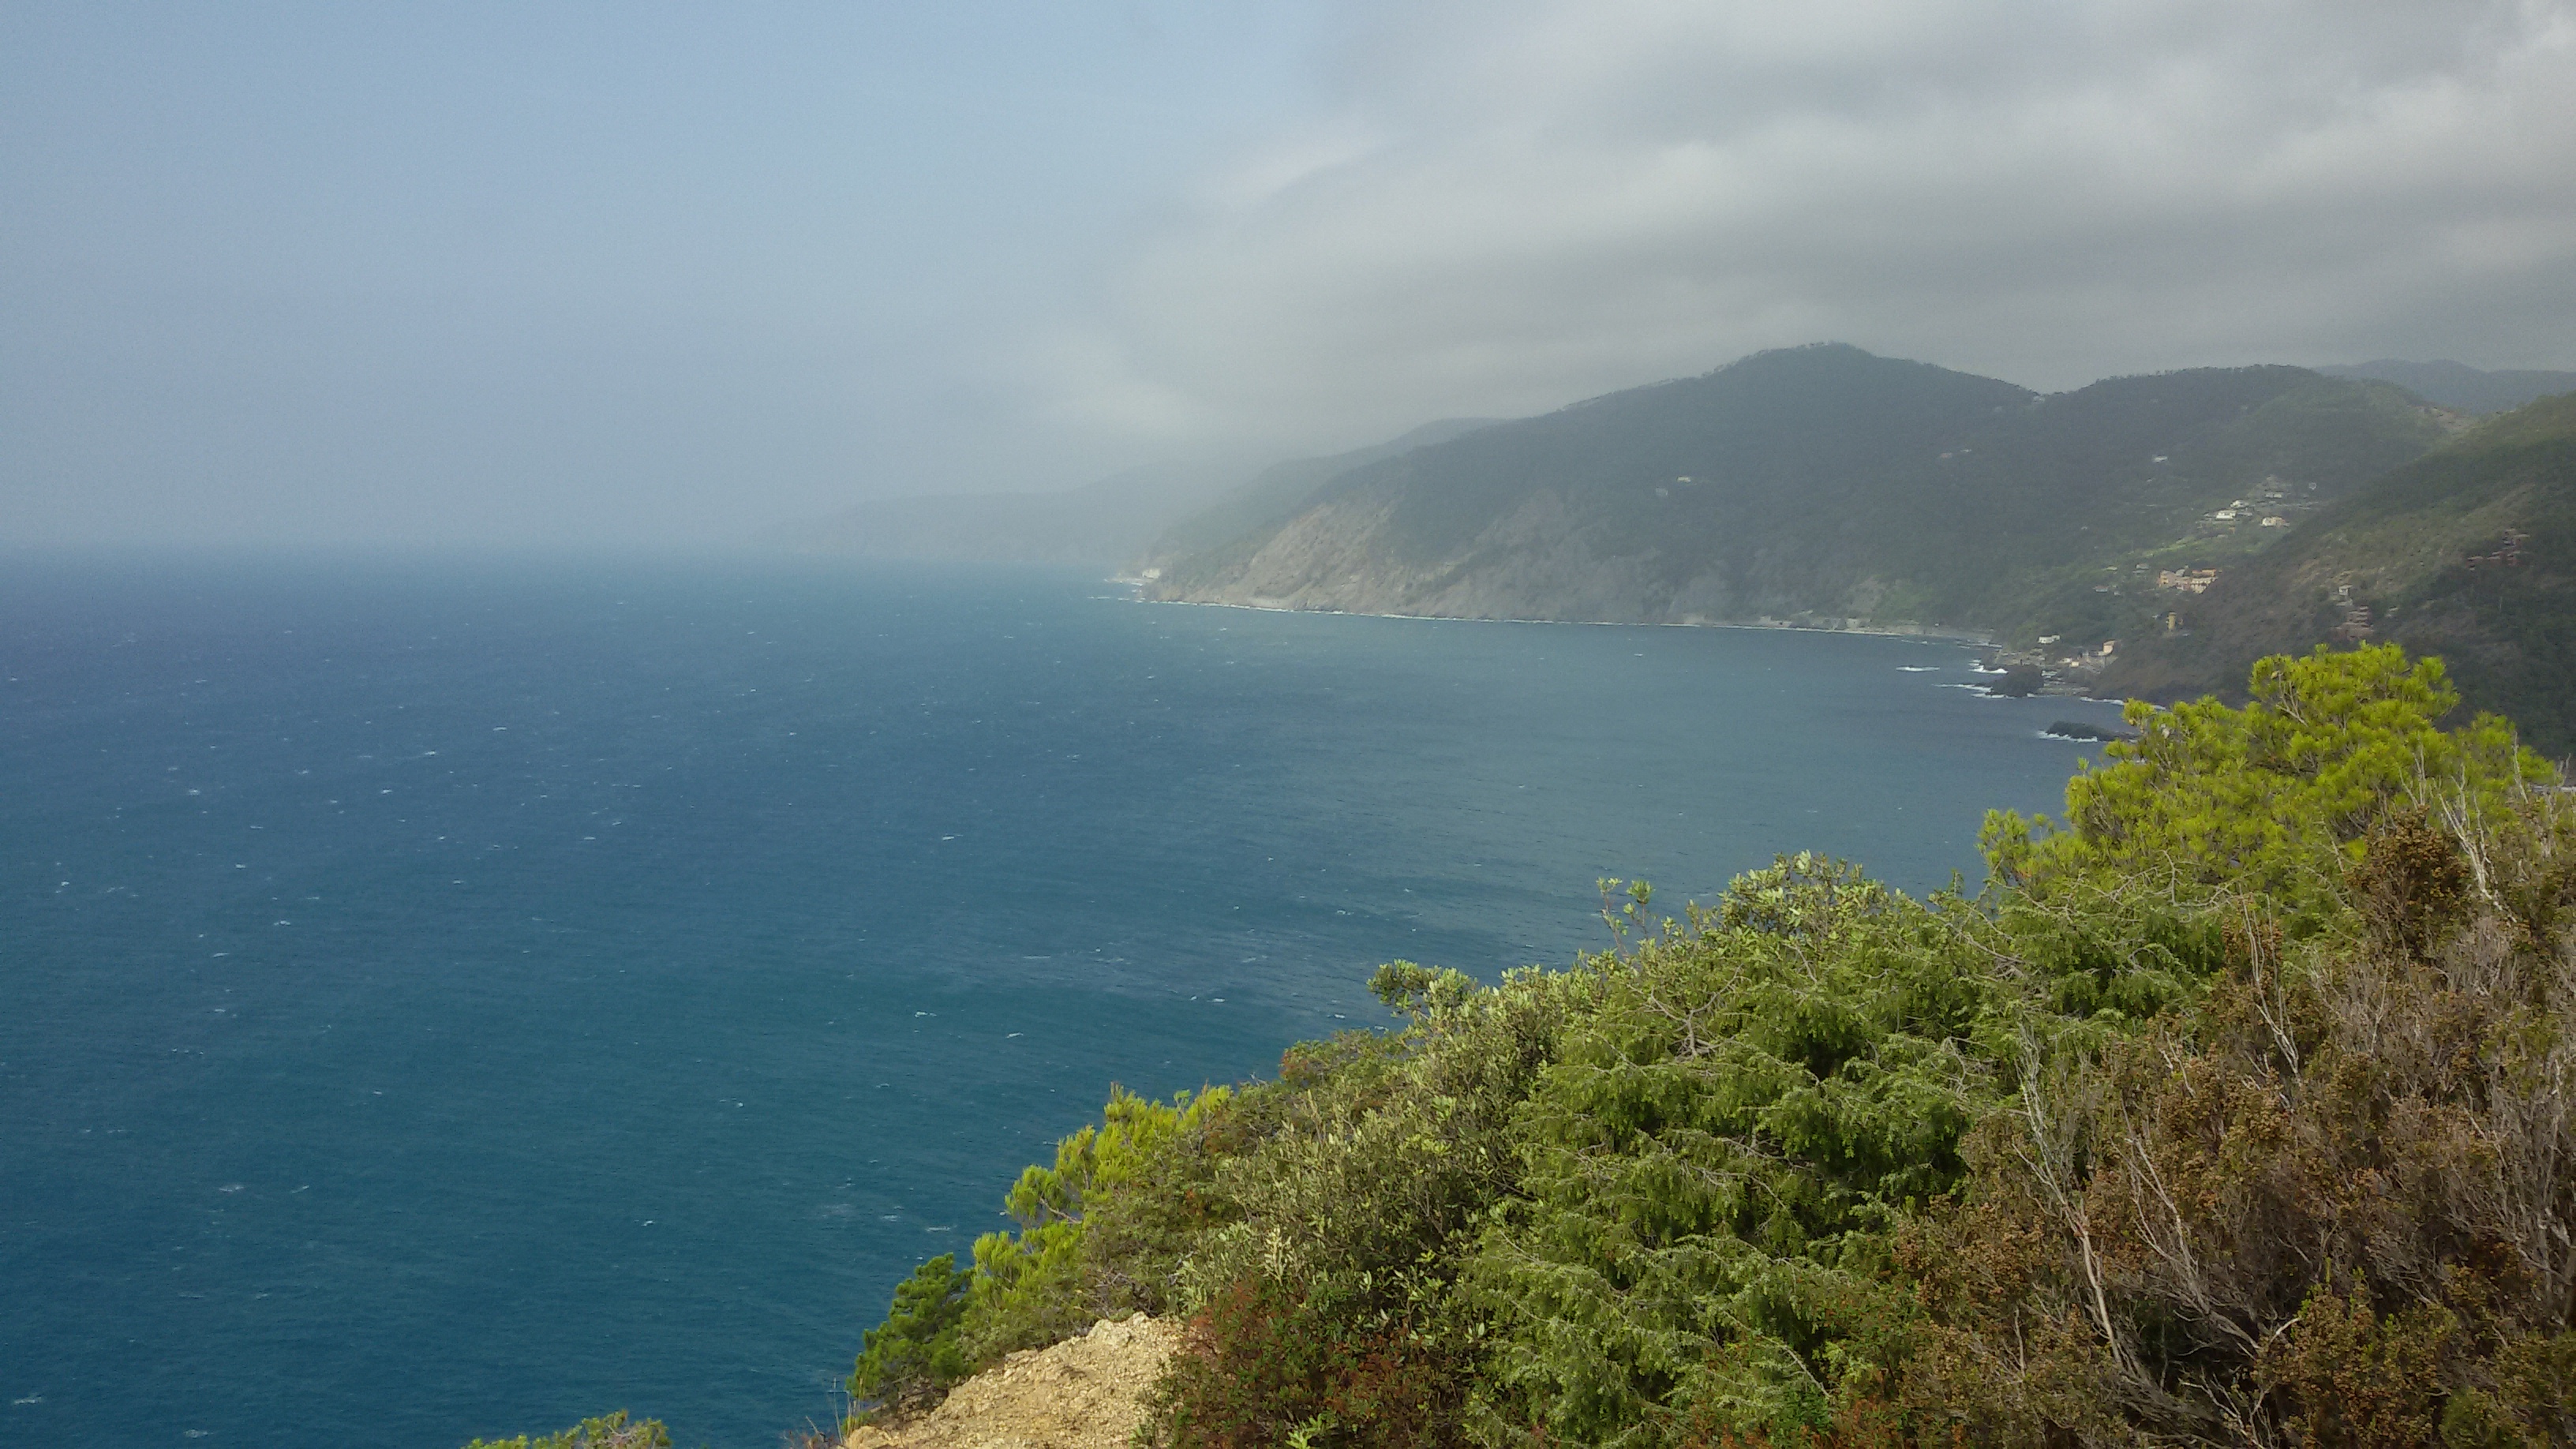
[{"xmin": 8, "ymin": 1, "xmax": 2574, "ymax": 546}]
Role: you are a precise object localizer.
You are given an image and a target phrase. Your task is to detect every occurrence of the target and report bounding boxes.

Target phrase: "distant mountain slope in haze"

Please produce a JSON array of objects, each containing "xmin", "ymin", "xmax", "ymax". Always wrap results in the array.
[
  {"xmin": 778, "ymin": 420, "xmax": 1507, "ymax": 568},
  {"xmin": 2101, "ymin": 391, "xmax": 2576, "ymax": 752},
  {"xmin": 1134, "ymin": 417, "xmax": 1502, "ymax": 572},
  {"xmin": 1141, "ymin": 344, "xmax": 2448, "ymax": 642},
  {"xmin": 778, "ymin": 462, "xmax": 1233, "ymax": 564},
  {"xmin": 2317, "ymin": 360, "xmax": 2576, "ymax": 415}
]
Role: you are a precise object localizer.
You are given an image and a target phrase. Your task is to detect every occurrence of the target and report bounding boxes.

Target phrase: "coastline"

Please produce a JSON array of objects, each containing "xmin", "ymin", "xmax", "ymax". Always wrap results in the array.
[
  {"xmin": 1107, "ymin": 584, "xmax": 2155, "ymax": 706},
  {"xmin": 1110, "ymin": 582, "xmax": 1995, "ymax": 647}
]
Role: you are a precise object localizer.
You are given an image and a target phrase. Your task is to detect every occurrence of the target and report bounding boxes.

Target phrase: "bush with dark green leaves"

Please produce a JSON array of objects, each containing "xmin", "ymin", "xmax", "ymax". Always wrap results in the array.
[
  {"xmin": 847, "ymin": 1253, "xmax": 971, "ymax": 1418},
  {"xmin": 960, "ymin": 1083, "xmax": 1238, "ymax": 1364}
]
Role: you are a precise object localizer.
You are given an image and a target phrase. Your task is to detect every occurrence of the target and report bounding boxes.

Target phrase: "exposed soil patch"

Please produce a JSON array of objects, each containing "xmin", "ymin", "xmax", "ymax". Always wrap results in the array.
[{"xmin": 842, "ymin": 1316, "xmax": 1178, "ymax": 1449}]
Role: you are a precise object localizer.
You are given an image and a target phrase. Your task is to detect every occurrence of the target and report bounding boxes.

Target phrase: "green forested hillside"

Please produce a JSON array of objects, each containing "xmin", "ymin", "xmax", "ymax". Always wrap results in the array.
[
  {"xmin": 835, "ymin": 645, "xmax": 2576, "ymax": 1449},
  {"xmin": 2104, "ymin": 393, "xmax": 2576, "ymax": 753},
  {"xmin": 1139, "ymin": 345, "xmax": 2447, "ymax": 646}
]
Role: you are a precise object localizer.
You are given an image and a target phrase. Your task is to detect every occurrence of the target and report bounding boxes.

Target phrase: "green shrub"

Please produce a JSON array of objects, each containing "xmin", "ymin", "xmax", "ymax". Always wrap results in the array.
[
  {"xmin": 1903, "ymin": 766, "xmax": 2576, "ymax": 1444},
  {"xmin": 843, "ymin": 1081, "xmax": 1256, "ymax": 1421},
  {"xmin": 1983, "ymin": 642, "xmax": 2545, "ymax": 916},
  {"xmin": 460, "ymin": 1410, "xmax": 668, "ymax": 1449},
  {"xmin": 1140, "ymin": 1274, "xmax": 1464, "ymax": 1449},
  {"xmin": 1133, "ymin": 961, "xmax": 1583, "ymax": 1448},
  {"xmin": 848, "ymin": 1253, "xmax": 971, "ymax": 1418},
  {"xmin": 1465, "ymin": 858, "xmax": 2108, "ymax": 1447},
  {"xmin": 960, "ymin": 1084, "xmax": 1237, "ymax": 1363}
]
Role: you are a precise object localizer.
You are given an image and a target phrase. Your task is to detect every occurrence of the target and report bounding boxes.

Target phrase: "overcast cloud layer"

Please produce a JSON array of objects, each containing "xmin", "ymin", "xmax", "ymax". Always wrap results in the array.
[
  {"xmin": 1049, "ymin": 0, "xmax": 2576, "ymax": 451},
  {"xmin": 5, "ymin": 2, "xmax": 2574, "ymax": 546}
]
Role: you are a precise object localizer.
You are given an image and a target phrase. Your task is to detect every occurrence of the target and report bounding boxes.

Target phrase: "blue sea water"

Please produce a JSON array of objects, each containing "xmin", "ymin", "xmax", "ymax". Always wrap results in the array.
[{"xmin": 0, "ymin": 555, "xmax": 2122, "ymax": 1449}]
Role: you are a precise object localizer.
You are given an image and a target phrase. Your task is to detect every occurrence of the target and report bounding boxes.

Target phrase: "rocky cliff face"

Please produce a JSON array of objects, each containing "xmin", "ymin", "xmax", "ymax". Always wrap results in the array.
[{"xmin": 1161, "ymin": 487, "xmax": 1892, "ymax": 627}]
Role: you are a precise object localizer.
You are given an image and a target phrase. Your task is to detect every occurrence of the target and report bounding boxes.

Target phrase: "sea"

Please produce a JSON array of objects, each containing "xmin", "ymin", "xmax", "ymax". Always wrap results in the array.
[{"xmin": 0, "ymin": 554, "xmax": 2125, "ymax": 1449}]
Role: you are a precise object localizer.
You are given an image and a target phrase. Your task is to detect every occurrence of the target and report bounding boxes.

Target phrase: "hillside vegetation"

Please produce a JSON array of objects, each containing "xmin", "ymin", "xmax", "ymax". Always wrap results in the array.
[
  {"xmin": 1138, "ymin": 346, "xmax": 2447, "ymax": 652},
  {"xmin": 838, "ymin": 644, "xmax": 2576, "ymax": 1448},
  {"xmin": 2106, "ymin": 394, "xmax": 2576, "ymax": 753}
]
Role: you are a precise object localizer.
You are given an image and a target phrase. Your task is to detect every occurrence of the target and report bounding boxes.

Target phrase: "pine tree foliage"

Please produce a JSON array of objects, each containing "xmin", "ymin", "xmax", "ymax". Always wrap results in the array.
[
  {"xmin": 1983, "ymin": 643, "xmax": 2545, "ymax": 911},
  {"xmin": 961, "ymin": 1084, "xmax": 1236, "ymax": 1362},
  {"xmin": 846, "ymin": 1253, "xmax": 972, "ymax": 1417}
]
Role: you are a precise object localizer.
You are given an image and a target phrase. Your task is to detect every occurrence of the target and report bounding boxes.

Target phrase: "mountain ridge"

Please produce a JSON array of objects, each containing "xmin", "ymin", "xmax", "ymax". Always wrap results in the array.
[
  {"xmin": 1137, "ymin": 344, "xmax": 2450, "ymax": 648},
  {"xmin": 2318, "ymin": 358, "xmax": 2576, "ymax": 415}
]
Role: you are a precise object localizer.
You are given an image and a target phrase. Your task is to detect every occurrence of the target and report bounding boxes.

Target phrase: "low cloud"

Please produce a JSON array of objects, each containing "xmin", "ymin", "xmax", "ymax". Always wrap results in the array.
[{"xmin": 1040, "ymin": 0, "xmax": 2576, "ymax": 452}]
